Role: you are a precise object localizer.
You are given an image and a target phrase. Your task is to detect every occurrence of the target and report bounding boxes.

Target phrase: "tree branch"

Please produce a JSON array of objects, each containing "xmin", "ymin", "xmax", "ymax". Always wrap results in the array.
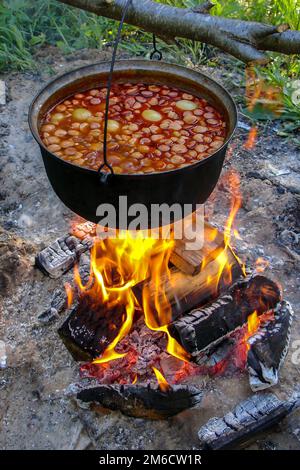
[{"xmin": 57, "ymin": 0, "xmax": 300, "ymax": 64}]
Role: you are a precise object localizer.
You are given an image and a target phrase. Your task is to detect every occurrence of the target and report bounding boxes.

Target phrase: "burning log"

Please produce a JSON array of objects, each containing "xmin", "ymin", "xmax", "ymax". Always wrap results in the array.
[
  {"xmin": 168, "ymin": 275, "xmax": 281, "ymax": 362},
  {"xmin": 198, "ymin": 390, "xmax": 300, "ymax": 449},
  {"xmin": 134, "ymin": 245, "xmax": 243, "ymax": 320},
  {"xmin": 170, "ymin": 223, "xmax": 224, "ymax": 276},
  {"xmin": 36, "ymin": 234, "xmax": 93, "ymax": 278},
  {"xmin": 69, "ymin": 379, "xmax": 203, "ymax": 419},
  {"xmin": 247, "ymin": 300, "xmax": 293, "ymax": 391},
  {"xmin": 58, "ymin": 295, "xmax": 126, "ymax": 361}
]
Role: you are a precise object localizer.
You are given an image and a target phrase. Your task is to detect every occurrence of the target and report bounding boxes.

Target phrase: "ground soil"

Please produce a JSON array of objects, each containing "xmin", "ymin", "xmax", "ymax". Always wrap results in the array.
[{"xmin": 0, "ymin": 47, "xmax": 299, "ymax": 450}]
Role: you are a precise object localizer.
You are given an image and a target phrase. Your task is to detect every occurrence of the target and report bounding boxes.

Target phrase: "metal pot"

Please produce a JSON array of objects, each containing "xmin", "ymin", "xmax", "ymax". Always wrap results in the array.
[{"xmin": 28, "ymin": 60, "xmax": 237, "ymax": 228}]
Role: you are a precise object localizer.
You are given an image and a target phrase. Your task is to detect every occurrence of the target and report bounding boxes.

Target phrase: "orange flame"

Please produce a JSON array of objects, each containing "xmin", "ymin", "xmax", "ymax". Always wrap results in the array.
[
  {"xmin": 203, "ymin": 171, "xmax": 246, "ymax": 293},
  {"xmin": 245, "ymin": 310, "xmax": 260, "ymax": 350},
  {"xmin": 64, "ymin": 282, "xmax": 74, "ymax": 308},
  {"xmin": 244, "ymin": 126, "xmax": 258, "ymax": 150},
  {"xmin": 73, "ymin": 232, "xmax": 187, "ymax": 365},
  {"xmin": 132, "ymin": 374, "xmax": 137, "ymax": 384},
  {"xmin": 152, "ymin": 367, "xmax": 170, "ymax": 392},
  {"xmin": 72, "ymin": 171, "xmax": 246, "ymax": 371}
]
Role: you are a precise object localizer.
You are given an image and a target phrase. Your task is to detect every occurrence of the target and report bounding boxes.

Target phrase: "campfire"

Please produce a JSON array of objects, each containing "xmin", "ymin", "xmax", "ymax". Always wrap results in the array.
[{"xmin": 36, "ymin": 172, "xmax": 293, "ymax": 420}]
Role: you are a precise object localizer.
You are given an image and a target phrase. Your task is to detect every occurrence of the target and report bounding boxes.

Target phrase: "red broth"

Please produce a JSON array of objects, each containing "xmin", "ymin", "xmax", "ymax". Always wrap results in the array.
[{"xmin": 40, "ymin": 83, "xmax": 226, "ymax": 174}]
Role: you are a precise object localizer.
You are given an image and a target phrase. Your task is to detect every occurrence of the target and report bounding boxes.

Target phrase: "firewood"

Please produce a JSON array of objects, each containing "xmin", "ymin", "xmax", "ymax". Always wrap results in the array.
[
  {"xmin": 69, "ymin": 379, "xmax": 203, "ymax": 419},
  {"xmin": 133, "ymin": 245, "xmax": 243, "ymax": 321},
  {"xmin": 38, "ymin": 288, "xmax": 66, "ymax": 324},
  {"xmin": 36, "ymin": 234, "xmax": 93, "ymax": 278},
  {"xmin": 247, "ymin": 300, "xmax": 293, "ymax": 391},
  {"xmin": 37, "ymin": 253, "xmax": 91, "ymax": 325},
  {"xmin": 198, "ymin": 391, "xmax": 300, "ymax": 449},
  {"xmin": 168, "ymin": 275, "xmax": 281, "ymax": 362},
  {"xmin": 170, "ymin": 223, "xmax": 224, "ymax": 276},
  {"xmin": 58, "ymin": 294, "xmax": 126, "ymax": 361}
]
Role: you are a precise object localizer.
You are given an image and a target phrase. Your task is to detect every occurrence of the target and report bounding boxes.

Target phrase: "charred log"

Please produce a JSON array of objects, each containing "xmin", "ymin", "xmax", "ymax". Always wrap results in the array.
[
  {"xmin": 58, "ymin": 295, "xmax": 126, "ymax": 361},
  {"xmin": 198, "ymin": 391, "xmax": 300, "ymax": 449},
  {"xmin": 247, "ymin": 300, "xmax": 293, "ymax": 391},
  {"xmin": 38, "ymin": 252, "xmax": 91, "ymax": 325},
  {"xmin": 168, "ymin": 275, "xmax": 281, "ymax": 362},
  {"xmin": 134, "ymin": 245, "xmax": 243, "ymax": 321},
  {"xmin": 69, "ymin": 380, "xmax": 203, "ymax": 419},
  {"xmin": 38, "ymin": 287, "xmax": 67, "ymax": 324},
  {"xmin": 36, "ymin": 234, "xmax": 93, "ymax": 278}
]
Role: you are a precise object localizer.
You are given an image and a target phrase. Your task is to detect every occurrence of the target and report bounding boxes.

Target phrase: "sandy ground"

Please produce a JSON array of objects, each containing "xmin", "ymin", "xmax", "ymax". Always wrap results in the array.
[{"xmin": 0, "ymin": 47, "xmax": 299, "ymax": 450}]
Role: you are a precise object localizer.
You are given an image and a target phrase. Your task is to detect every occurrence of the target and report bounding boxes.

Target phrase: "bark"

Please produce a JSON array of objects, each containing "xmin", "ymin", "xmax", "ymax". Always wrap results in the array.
[
  {"xmin": 56, "ymin": 0, "xmax": 300, "ymax": 64},
  {"xmin": 70, "ymin": 379, "xmax": 203, "ymax": 419}
]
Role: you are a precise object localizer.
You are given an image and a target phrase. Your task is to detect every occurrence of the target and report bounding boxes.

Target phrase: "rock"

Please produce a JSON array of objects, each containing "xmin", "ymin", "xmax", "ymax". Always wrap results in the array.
[
  {"xmin": 0, "ymin": 340, "xmax": 7, "ymax": 368},
  {"xmin": 0, "ymin": 81, "xmax": 5, "ymax": 106}
]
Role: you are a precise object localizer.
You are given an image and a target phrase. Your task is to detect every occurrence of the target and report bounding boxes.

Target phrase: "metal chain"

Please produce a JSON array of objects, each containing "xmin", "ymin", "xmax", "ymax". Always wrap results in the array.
[
  {"xmin": 98, "ymin": 0, "xmax": 133, "ymax": 177},
  {"xmin": 150, "ymin": 34, "xmax": 163, "ymax": 61}
]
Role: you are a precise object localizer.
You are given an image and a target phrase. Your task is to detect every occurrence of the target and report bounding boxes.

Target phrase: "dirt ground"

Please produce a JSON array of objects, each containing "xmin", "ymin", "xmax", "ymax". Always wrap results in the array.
[{"xmin": 0, "ymin": 47, "xmax": 299, "ymax": 450}]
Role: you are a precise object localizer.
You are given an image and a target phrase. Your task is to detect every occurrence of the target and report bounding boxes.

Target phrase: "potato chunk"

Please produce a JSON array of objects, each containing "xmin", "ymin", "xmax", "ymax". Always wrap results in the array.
[
  {"xmin": 175, "ymin": 100, "xmax": 197, "ymax": 111},
  {"xmin": 72, "ymin": 108, "xmax": 92, "ymax": 121},
  {"xmin": 142, "ymin": 109, "xmax": 162, "ymax": 122}
]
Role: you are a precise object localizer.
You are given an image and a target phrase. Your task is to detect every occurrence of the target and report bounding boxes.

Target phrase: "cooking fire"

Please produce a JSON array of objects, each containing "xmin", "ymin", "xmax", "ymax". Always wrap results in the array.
[{"xmin": 35, "ymin": 170, "xmax": 293, "ymax": 421}]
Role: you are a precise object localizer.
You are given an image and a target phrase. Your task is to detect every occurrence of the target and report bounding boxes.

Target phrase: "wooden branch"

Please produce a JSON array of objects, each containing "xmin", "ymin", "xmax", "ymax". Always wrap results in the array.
[{"xmin": 56, "ymin": 0, "xmax": 300, "ymax": 63}]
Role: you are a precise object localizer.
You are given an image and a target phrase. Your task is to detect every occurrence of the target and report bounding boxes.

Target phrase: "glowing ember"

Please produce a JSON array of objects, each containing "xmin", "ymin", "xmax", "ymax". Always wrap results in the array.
[{"xmin": 152, "ymin": 367, "xmax": 170, "ymax": 392}]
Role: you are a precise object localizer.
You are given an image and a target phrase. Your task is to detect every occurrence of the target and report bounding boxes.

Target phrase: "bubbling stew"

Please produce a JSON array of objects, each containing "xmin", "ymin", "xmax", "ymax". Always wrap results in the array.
[{"xmin": 40, "ymin": 83, "xmax": 226, "ymax": 174}]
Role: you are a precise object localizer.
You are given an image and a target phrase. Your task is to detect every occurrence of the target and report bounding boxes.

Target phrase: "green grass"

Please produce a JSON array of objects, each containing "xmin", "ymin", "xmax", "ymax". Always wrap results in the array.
[{"xmin": 0, "ymin": 0, "xmax": 299, "ymax": 137}]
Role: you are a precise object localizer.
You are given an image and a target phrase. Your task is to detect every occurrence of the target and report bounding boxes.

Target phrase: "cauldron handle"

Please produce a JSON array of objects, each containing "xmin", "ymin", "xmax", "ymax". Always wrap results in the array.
[{"xmin": 98, "ymin": 0, "xmax": 133, "ymax": 180}]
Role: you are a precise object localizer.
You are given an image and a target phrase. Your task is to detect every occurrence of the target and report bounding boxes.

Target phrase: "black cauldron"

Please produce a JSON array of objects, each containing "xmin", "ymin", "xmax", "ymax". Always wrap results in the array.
[{"xmin": 28, "ymin": 60, "xmax": 237, "ymax": 228}]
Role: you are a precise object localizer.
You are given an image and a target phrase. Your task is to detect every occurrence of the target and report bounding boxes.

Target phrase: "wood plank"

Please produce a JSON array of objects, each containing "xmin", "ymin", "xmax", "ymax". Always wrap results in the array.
[
  {"xmin": 133, "ymin": 245, "xmax": 243, "ymax": 321},
  {"xmin": 170, "ymin": 222, "xmax": 224, "ymax": 276}
]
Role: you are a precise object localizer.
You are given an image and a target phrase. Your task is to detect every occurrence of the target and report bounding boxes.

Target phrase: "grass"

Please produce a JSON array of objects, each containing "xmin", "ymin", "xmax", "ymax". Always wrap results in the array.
[{"xmin": 0, "ymin": 0, "xmax": 299, "ymax": 138}]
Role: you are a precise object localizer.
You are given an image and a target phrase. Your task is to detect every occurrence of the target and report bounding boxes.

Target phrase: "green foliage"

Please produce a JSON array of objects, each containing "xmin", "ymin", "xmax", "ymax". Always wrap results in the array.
[{"xmin": 0, "ymin": 0, "xmax": 299, "ymax": 136}]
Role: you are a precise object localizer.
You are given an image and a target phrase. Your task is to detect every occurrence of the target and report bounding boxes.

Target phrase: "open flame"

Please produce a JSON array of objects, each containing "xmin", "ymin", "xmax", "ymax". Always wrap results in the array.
[
  {"xmin": 71, "ymin": 172, "xmax": 246, "ymax": 381},
  {"xmin": 152, "ymin": 367, "xmax": 170, "ymax": 392},
  {"xmin": 245, "ymin": 310, "xmax": 260, "ymax": 350}
]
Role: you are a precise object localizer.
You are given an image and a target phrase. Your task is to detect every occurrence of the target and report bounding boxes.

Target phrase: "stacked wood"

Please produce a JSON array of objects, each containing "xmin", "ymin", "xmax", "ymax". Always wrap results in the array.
[
  {"xmin": 170, "ymin": 223, "xmax": 224, "ymax": 276},
  {"xmin": 69, "ymin": 379, "xmax": 203, "ymax": 419},
  {"xmin": 168, "ymin": 275, "xmax": 281, "ymax": 362},
  {"xmin": 198, "ymin": 391, "xmax": 300, "ymax": 449},
  {"xmin": 247, "ymin": 300, "xmax": 293, "ymax": 391},
  {"xmin": 133, "ymin": 245, "xmax": 243, "ymax": 321}
]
